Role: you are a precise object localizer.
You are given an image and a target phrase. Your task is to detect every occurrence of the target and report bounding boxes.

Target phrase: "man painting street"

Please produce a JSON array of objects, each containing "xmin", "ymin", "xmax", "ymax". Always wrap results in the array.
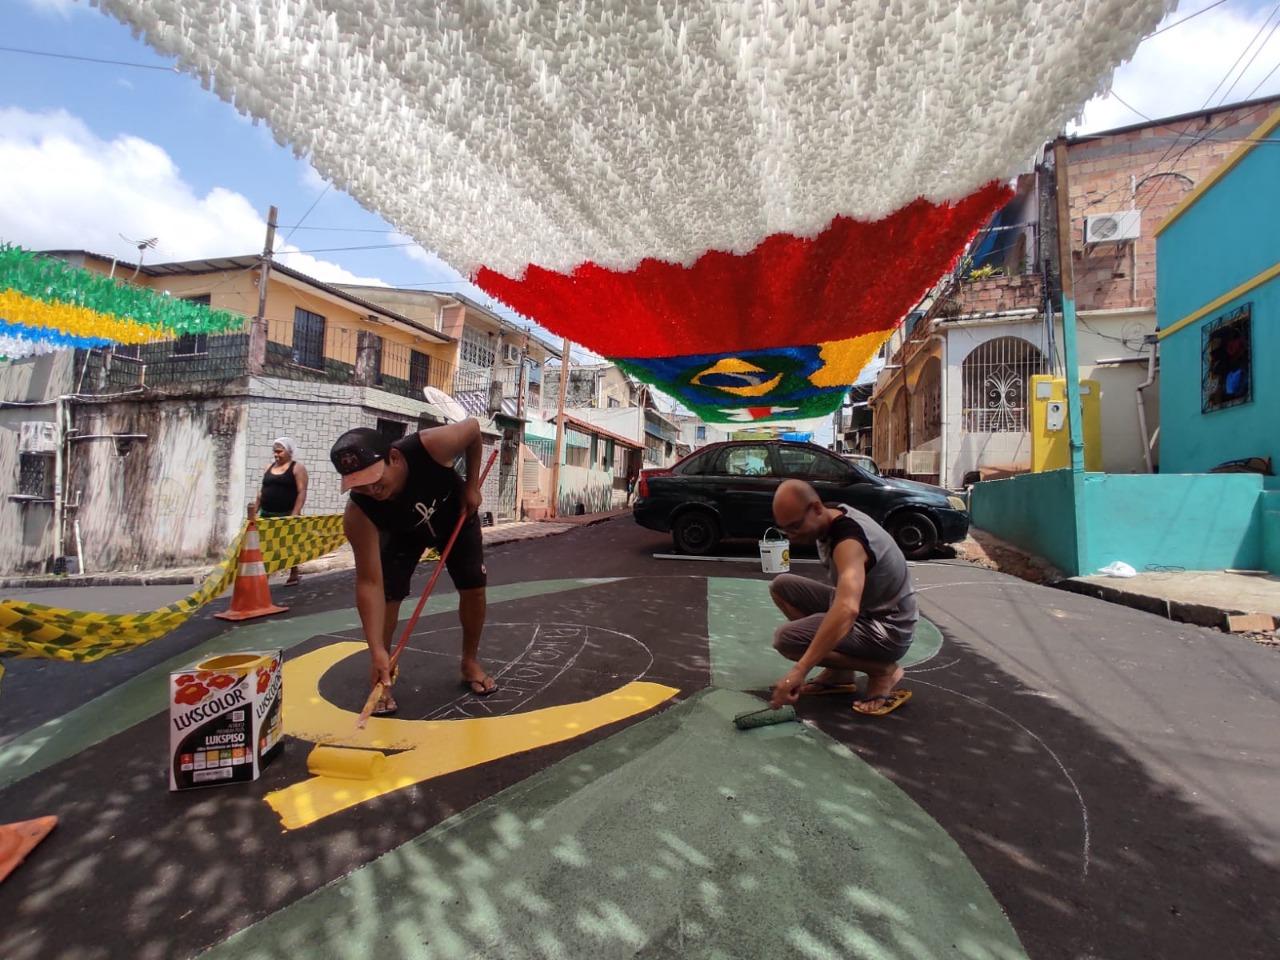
[
  {"xmin": 767, "ymin": 479, "xmax": 917, "ymax": 715},
  {"xmin": 331, "ymin": 419, "xmax": 496, "ymax": 715}
]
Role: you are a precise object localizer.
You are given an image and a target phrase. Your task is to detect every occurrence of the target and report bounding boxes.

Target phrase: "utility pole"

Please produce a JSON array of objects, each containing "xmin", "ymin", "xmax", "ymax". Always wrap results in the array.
[
  {"xmin": 513, "ymin": 332, "xmax": 529, "ymax": 519},
  {"xmin": 249, "ymin": 205, "xmax": 277, "ymax": 375},
  {"xmin": 1052, "ymin": 140, "xmax": 1085, "ymax": 474},
  {"xmin": 549, "ymin": 337, "xmax": 571, "ymax": 518}
]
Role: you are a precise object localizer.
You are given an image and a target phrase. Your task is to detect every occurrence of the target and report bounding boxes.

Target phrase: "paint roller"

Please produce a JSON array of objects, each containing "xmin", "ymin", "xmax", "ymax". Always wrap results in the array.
[
  {"xmin": 305, "ymin": 450, "xmax": 498, "ymax": 781},
  {"xmin": 732, "ymin": 705, "xmax": 798, "ymax": 730}
]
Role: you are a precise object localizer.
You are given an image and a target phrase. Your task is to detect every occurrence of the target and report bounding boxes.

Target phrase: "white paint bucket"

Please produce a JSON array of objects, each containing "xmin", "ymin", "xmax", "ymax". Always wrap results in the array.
[{"xmin": 759, "ymin": 528, "xmax": 791, "ymax": 574}]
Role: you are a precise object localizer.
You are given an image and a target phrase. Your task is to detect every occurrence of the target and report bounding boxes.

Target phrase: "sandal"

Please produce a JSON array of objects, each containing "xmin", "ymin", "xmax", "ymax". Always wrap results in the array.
[
  {"xmin": 461, "ymin": 675, "xmax": 498, "ymax": 696},
  {"xmin": 371, "ymin": 693, "xmax": 399, "ymax": 717},
  {"xmin": 852, "ymin": 689, "xmax": 912, "ymax": 717}
]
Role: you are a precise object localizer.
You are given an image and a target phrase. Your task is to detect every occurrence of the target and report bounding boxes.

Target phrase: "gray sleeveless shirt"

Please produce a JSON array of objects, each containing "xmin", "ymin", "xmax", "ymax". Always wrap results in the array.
[{"xmin": 816, "ymin": 504, "xmax": 919, "ymax": 646}]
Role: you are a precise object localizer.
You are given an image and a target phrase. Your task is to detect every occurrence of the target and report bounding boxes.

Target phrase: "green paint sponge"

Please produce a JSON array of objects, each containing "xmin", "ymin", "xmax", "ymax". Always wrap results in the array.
[{"xmin": 732, "ymin": 705, "xmax": 797, "ymax": 730}]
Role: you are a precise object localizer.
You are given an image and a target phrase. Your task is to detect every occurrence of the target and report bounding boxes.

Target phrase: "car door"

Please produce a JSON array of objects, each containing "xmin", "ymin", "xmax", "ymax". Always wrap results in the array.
[
  {"xmin": 775, "ymin": 444, "xmax": 860, "ymax": 506},
  {"xmin": 715, "ymin": 444, "xmax": 781, "ymax": 537}
]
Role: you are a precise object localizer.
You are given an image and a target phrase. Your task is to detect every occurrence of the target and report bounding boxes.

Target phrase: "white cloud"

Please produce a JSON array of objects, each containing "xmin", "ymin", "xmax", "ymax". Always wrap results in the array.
[
  {"xmin": 0, "ymin": 108, "xmax": 384, "ymax": 286},
  {"xmin": 299, "ymin": 162, "xmax": 328, "ymax": 194},
  {"xmin": 22, "ymin": 0, "xmax": 86, "ymax": 18},
  {"xmin": 1074, "ymin": 0, "xmax": 1280, "ymax": 134}
]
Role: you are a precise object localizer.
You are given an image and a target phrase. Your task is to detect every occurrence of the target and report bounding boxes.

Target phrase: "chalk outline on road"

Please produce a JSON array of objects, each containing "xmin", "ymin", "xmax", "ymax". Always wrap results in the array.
[{"xmin": 912, "ymin": 677, "xmax": 1092, "ymax": 879}]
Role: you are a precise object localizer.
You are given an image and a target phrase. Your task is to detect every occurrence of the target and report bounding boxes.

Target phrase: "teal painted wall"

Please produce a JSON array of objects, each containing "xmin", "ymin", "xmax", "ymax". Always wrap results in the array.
[
  {"xmin": 1156, "ymin": 127, "xmax": 1280, "ymax": 474},
  {"xmin": 1261, "ymin": 491, "xmax": 1280, "ymax": 575},
  {"xmin": 1082, "ymin": 473, "xmax": 1263, "ymax": 573},
  {"xmin": 970, "ymin": 469, "xmax": 1080, "ymax": 575}
]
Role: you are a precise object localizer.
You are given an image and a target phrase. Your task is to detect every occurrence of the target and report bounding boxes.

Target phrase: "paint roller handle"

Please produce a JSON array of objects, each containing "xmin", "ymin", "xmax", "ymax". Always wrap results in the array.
[{"xmin": 355, "ymin": 681, "xmax": 384, "ymax": 730}]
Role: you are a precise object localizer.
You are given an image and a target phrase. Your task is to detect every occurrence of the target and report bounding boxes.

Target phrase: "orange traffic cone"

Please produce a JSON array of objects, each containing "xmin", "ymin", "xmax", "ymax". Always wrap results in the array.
[
  {"xmin": 0, "ymin": 816, "xmax": 57, "ymax": 884},
  {"xmin": 215, "ymin": 517, "xmax": 288, "ymax": 622}
]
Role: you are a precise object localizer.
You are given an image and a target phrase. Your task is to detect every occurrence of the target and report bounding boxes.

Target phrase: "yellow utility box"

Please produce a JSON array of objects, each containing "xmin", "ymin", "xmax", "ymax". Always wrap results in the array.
[{"xmin": 1030, "ymin": 375, "xmax": 1103, "ymax": 472}]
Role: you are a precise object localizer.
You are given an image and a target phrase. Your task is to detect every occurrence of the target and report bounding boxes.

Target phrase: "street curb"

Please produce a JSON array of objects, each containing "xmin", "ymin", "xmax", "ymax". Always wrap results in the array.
[
  {"xmin": 0, "ymin": 573, "xmax": 201, "ymax": 590},
  {"xmin": 1052, "ymin": 578, "xmax": 1250, "ymax": 631},
  {"xmin": 0, "ymin": 514, "xmax": 629, "ymax": 593}
]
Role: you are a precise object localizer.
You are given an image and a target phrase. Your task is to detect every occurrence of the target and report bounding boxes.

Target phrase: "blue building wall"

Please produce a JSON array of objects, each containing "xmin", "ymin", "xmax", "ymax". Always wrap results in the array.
[{"xmin": 1156, "ymin": 112, "xmax": 1280, "ymax": 475}]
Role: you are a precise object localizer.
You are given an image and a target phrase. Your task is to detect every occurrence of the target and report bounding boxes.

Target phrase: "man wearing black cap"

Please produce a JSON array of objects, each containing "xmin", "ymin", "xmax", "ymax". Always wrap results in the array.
[{"xmin": 331, "ymin": 418, "xmax": 494, "ymax": 715}]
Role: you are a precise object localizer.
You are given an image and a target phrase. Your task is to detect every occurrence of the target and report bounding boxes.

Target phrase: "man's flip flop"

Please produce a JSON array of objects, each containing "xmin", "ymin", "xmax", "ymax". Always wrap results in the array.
[
  {"xmin": 852, "ymin": 689, "xmax": 912, "ymax": 717},
  {"xmin": 461, "ymin": 677, "xmax": 498, "ymax": 696},
  {"xmin": 371, "ymin": 694, "xmax": 399, "ymax": 717},
  {"xmin": 798, "ymin": 681, "xmax": 859, "ymax": 697}
]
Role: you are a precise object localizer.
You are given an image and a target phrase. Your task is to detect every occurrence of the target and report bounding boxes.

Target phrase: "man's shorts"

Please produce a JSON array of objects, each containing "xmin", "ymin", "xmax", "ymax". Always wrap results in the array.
[
  {"xmin": 769, "ymin": 573, "xmax": 915, "ymax": 664},
  {"xmin": 380, "ymin": 512, "xmax": 487, "ymax": 602}
]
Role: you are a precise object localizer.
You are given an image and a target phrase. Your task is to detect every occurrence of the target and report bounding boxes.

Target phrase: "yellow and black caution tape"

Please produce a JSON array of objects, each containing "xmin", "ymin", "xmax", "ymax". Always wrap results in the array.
[{"xmin": 0, "ymin": 515, "xmax": 347, "ymax": 675}]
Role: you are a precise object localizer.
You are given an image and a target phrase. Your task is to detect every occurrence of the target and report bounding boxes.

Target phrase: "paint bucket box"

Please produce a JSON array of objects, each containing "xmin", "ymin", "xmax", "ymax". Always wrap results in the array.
[
  {"xmin": 169, "ymin": 650, "xmax": 283, "ymax": 791},
  {"xmin": 759, "ymin": 528, "xmax": 791, "ymax": 574}
]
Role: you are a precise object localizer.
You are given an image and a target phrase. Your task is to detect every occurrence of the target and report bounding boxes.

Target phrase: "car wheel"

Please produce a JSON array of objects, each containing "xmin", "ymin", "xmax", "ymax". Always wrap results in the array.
[
  {"xmin": 672, "ymin": 510, "xmax": 720, "ymax": 556},
  {"xmin": 888, "ymin": 511, "xmax": 938, "ymax": 561}
]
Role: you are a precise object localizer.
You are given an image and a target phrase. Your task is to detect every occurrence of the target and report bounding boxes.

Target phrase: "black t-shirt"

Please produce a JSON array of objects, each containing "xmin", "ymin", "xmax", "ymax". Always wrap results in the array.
[
  {"xmin": 821, "ymin": 514, "xmax": 877, "ymax": 572},
  {"xmin": 350, "ymin": 433, "xmax": 464, "ymax": 548}
]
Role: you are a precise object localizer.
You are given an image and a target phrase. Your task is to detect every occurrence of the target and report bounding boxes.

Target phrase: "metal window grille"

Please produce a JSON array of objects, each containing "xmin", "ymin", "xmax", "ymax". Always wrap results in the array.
[
  {"xmin": 292, "ymin": 308, "xmax": 326, "ymax": 370},
  {"xmin": 18, "ymin": 453, "xmax": 53, "ymax": 498},
  {"xmin": 113, "ymin": 343, "xmax": 141, "ymax": 361},
  {"xmin": 409, "ymin": 350, "xmax": 430, "ymax": 392},
  {"xmin": 461, "ymin": 328, "xmax": 495, "ymax": 368},
  {"xmin": 526, "ymin": 436, "xmax": 556, "ymax": 467},
  {"xmin": 172, "ymin": 333, "xmax": 208, "ymax": 356},
  {"xmin": 961, "ymin": 336, "xmax": 1047, "ymax": 433},
  {"xmin": 370, "ymin": 334, "xmax": 384, "ymax": 384}
]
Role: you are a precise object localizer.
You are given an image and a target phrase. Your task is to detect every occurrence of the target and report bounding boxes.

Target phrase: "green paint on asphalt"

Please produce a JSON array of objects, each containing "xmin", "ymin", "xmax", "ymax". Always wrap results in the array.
[
  {"xmin": 707, "ymin": 577, "xmax": 943, "ymax": 691},
  {"xmin": 199, "ymin": 688, "xmax": 1026, "ymax": 960},
  {"xmin": 0, "ymin": 579, "xmax": 620, "ymax": 789}
]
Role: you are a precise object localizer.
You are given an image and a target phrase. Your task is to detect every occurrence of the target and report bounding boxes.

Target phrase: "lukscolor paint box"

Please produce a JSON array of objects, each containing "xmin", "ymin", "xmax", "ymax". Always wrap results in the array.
[{"xmin": 169, "ymin": 651, "xmax": 283, "ymax": 791}]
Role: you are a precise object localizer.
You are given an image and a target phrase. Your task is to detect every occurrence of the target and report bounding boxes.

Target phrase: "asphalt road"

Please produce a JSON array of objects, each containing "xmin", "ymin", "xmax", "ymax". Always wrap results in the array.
[{"xmin": 2, "ymin": 516, "xmax": 1278, "ymax": 959}]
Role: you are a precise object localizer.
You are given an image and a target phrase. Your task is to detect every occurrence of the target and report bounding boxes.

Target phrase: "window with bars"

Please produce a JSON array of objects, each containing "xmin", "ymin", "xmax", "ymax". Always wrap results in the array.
[
  {"xmin": 961, "ymin": 336, "xmax": 1048, "ymax": 433},
  {"xmin": 369, "ymin": 334, "xmax": 384, "ymax": 385},
  {"xmin": 292, "ymin": 307, "xmax": 326, "ymax": 370},
  {"xmin": 18, "ymin": 453, "xmax": 53, "ymax": 499},
  {"xmin": 113, "ymin": 343, "xmax": 141, "ymax": 361},
  {"xmin": 409, "ymin": 350, "xmax": 431, "ymax": 392},
  {"xmin": 173, "ymin": 333, "xmax": 208, "ymax": 356},
  {"xmin": 460, "ymin": 327, "xmax": 495, "ymax": 369}
]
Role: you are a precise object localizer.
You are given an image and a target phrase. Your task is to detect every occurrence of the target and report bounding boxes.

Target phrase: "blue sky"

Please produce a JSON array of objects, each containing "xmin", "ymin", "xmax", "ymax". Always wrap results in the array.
[{"xmin": 2, "ymin": 0, "xmax": 1279, "ymax": 434}]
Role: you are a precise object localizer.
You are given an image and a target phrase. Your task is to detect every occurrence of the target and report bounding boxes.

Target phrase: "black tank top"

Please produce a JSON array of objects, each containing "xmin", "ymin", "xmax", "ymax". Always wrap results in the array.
[
  {"xmin": 259, "ymin": 461, "xmax": 298, "ymax": 514},
  {"xmin": 351, "ymin": 433, "xmax": 464, "ymax": 546}
]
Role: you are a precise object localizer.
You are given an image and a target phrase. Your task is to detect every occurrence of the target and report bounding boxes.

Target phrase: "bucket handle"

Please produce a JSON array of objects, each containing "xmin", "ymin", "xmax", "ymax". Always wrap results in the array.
[{"xmin": 761, "ymin": 527, "xmax": 788, "ymax": 543}]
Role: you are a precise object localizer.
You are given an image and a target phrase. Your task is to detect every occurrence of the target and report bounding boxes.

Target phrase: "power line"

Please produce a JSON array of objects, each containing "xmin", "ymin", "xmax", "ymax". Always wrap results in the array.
[
  {"xmin": 1213, "ymin": 8, "xmax": 1280, "ymax": 107},
  {"xmin": 1144, "ymin": 0, "xmax": 1231, "ymax": 40},
  {"xmin": 279, "ymin": 184, "xmax": 331, "ymax": 246},
  {"xmin": 1130, "ymin": 2, "xmax": 1280, "ymax": 215},
  {"xmin": 274, "ymin": 224, "xmax": 397, "ymax": 233},
  {"xmin": 274, "ymin": 241, "xmax": 419, "ymax": 255},
  {"xmin": 1108, "ymin": 90, "xmax": 1155, "ymax": 123},
  {"xmin": 0, "ymin": 45, "xmax": 177, "ymax": 72}
]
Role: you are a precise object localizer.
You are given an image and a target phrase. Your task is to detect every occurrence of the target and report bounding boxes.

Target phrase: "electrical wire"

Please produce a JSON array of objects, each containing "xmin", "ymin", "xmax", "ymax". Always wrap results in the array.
[
  {"xmin": 279, "ymin": 184, "xmax": 331, "ymax": 246},
  {"xmin": 1143, "ymin": 0, "xmax": 1231, "ymax": 40},
  {"xmin": 1085, "ymin": 3, "xmax": 1280, "ymax": 214},
  {"xmin": 0, "ymin": 45, "xmax": 178, "ymax": 72}
]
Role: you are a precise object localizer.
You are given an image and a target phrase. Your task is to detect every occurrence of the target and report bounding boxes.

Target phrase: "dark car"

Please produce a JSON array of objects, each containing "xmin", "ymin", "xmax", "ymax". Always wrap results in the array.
[{"xmin": 633, "ymin": 440, "xmax": 969, "ymax": 560}]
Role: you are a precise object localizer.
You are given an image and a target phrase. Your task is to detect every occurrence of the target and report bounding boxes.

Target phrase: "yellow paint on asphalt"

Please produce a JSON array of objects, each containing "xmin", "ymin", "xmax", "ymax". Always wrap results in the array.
[{"xmin": 265, "ymin": 641, "xmax": 678, "ymax": 829}]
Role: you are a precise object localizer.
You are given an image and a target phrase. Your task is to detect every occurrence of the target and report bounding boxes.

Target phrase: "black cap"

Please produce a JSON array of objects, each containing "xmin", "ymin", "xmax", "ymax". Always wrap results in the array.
[{"xmin": 330, "ymin": 427, "xmax": 391, "ymax": 492}]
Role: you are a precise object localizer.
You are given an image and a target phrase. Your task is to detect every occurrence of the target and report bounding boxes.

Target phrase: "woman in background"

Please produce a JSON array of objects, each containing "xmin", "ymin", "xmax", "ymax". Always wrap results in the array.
[{"xmin": 255, "ymin": 437, "xmax": 308, "ymax": 586}]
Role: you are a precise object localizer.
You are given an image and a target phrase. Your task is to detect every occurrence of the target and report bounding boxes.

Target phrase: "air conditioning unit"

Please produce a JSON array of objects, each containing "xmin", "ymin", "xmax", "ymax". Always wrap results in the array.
[
  {"xmin": 898, "ymin": 450, "xmax": 939, "ymax": 475},
  {"xmin": 19, "ymin": 421, "xmax": 57, "ymax": 454},
  {"xmin": 502, "ymin": 343, "xmax": 521, "ymax": 364},
  {"xmin": 1084, "ymin": 211, "xmax": 1141, "ymax": 244}
]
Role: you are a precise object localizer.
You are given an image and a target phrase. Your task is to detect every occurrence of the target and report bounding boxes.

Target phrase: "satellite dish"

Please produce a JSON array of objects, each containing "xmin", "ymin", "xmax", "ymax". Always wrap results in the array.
[{"xmin": 423, "ymin": 385, "xmax": 468, "ymax": 423}]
